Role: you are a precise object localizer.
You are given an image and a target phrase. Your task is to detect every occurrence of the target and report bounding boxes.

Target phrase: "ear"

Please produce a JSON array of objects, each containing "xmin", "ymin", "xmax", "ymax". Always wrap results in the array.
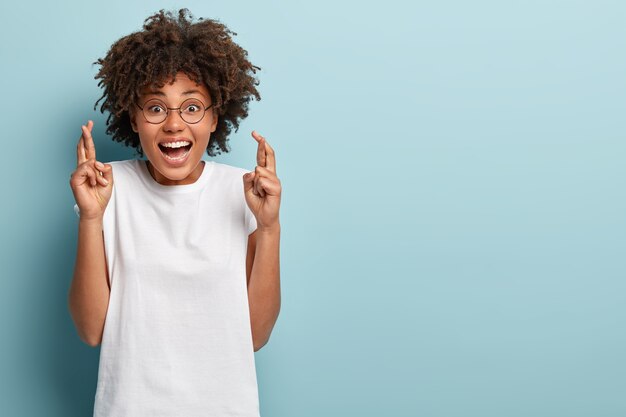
[{"xmin": 210, "ymin": 109, "xmax": 218, "ymax": 133}]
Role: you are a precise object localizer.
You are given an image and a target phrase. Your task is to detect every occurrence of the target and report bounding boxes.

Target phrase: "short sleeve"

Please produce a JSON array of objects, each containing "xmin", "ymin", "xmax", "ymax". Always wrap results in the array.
[
  {"xmin": 74, "ymin": 203, "xmax": 80, "ymax": 218},
  {"xmin": 245, "ymin": 204, "xmax": 257, "ymax": 235}
]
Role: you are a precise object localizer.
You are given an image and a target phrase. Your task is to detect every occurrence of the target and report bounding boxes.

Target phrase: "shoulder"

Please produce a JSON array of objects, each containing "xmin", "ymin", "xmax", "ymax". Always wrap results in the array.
[
  {"xmin": 208, "ymin": 161, "xmax": 249, "ymax": 181},
  {"xmin": 106, "ymin": 159, "xmax": 143, "ymax": 170},
  {"xmin": 105, "ymin": 159, "xmax": 143, "ymax": 176},
  {"xmin": 106, "ymin": 159, "xmax": 140, "ymax": 168},
  {"xmin": 207, "ymin": 162, "xmax": 251, "ymax": 202}
]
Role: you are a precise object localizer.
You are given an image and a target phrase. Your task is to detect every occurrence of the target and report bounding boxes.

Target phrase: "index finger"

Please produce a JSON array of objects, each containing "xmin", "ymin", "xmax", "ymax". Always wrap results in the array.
[
  {"xmin": 253, "ymin": 131, "xmax": 266, "ymax": 168},
  {"xmin": 76, "ymin": 121, "xmax": 92, "ymax": 166},
  {"xmin": 252, "ymin": 131, "xmax": 276, "ymax": 173},
  {"xmin": 82, "ymin": 120, "xmax": 96, "ymax": 161},
  {"xmin": 76, "ymin": 135, "xmax": 87, "ymax": 167},
  {"xmin": 263, "ymin": 140, "xmax": 276, "ymax": 174}
]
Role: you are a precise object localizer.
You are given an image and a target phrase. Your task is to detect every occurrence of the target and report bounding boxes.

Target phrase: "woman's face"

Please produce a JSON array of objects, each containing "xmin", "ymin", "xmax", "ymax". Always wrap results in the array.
[{"xmin": 130, "ymin": 72, "xmax": 218, "ymax": 185}]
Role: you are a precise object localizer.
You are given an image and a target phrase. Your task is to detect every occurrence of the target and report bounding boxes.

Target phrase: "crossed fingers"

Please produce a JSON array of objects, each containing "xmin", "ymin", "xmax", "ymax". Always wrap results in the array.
[
  {"xmin": 251, "ymin": 131, "xmax": 278, "ymax": 198},
  {"xmin": 74, "ymin": 120, "xmax": 106, "ymax": 187},
  {"xmin": 77, "ymin": 120, "xmax": 96, "ymax": 166}
]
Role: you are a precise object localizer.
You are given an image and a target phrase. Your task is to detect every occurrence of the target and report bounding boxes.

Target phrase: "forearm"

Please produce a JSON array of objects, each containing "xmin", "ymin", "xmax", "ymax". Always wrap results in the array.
[
  {"xmin": 68, "ymin": 218, "xmax": 111, "ymax": 347},
  {"xmin": 248, "ymin": 224, "xmax": 281, "ymax": 351}
]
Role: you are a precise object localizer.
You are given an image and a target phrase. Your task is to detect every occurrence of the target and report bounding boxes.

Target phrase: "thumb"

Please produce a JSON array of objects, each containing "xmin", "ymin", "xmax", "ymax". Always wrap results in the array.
[
  {"xmin": 243, "ymin": 171, "xmax": 256, "ymax": 193},
  {"xmin": 101, "ymin": 164, "xmax": 114, "ymax": 184}
]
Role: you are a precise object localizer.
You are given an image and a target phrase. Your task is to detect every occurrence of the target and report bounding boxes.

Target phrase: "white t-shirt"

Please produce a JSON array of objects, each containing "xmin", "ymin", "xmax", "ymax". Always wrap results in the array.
[{"xmin": 74, "ymin": 159, "xmax": 260, "ymax": 417}]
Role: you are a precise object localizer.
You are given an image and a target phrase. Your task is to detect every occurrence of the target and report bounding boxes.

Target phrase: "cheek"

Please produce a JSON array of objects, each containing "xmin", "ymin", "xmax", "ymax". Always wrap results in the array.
[
  {"xmin": 136, "ymin": 129, "xmax": 157, "ymax": 152},
  {"xmin": 136, "ymin": 123, "xmax": 157, "ymax": 139},
  {"xmin": 194, "ymin": 125, "xmax": 214, "ymax": 141}
]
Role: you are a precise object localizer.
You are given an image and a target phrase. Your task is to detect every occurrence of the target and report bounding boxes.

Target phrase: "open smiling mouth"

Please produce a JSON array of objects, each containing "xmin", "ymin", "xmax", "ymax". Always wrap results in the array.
[{"xmin": 158, "ymin": 141, "xmax": 192, "ymax": 161}]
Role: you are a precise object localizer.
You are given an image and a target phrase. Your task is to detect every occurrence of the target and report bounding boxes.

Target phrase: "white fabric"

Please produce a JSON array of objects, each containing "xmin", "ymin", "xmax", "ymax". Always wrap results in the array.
[{"xmin": 74, "ymin": 159, "xmax": 259, "ymax": 417}]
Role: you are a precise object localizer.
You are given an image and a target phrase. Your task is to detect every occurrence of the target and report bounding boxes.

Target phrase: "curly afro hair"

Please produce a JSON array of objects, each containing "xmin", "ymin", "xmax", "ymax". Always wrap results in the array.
[{"xmin": 93, "ymin": 8, "xmax": 261, "ymax": 157}]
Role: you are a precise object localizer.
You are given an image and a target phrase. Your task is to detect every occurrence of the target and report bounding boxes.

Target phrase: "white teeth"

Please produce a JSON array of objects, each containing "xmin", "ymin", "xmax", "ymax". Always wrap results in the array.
[
  {"xmin": 161, "ymin": 141, "xmax": 191, "ymax": 148},
  {"xmin": 162, "ymin": 148, "xmax": 190, "ymax": 161}
]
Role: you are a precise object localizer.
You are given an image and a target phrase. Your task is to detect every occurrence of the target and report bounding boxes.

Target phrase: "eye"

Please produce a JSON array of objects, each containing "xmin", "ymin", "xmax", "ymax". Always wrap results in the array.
[
  {"xmin": 184, "ymin": 103, "xmax": 201, "ymax": 113},
  {"xmin": 147, "ymin": 104, "xmax": 165, "ymax": 114}
]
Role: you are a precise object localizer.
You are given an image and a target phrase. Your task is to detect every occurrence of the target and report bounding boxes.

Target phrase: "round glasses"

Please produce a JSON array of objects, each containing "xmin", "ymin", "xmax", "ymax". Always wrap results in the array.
[{"xmin": 135, "ymin": 98, "xmax": 214, "ymax": 124}]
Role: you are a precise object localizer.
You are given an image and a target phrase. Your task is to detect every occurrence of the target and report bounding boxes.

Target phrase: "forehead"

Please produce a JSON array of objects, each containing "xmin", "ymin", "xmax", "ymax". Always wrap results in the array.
[{"xmin": 140, "ymin": 73, "xmax": 210, "ymax": 97}]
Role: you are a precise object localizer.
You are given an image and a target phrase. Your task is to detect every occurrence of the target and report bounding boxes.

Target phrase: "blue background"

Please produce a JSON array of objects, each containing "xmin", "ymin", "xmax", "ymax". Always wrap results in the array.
[{"xmin": 1, "ymin": 1, "xmax": 625, "ymax": 416}]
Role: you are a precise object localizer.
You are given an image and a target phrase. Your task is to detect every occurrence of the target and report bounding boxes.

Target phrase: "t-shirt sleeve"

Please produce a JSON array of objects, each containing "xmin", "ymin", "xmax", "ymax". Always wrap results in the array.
[
  {"xmin": 74, "ymin": 203, "xmax": 80, "ymax": 218},
  {"xmin": 244, "ymin": 203, "xmax": 257, "ymax": 235}
]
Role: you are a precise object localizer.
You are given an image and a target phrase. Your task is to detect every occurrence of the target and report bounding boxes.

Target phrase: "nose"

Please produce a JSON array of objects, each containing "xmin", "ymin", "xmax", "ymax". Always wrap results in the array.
[{"xmin": 161, "ymin": 109, "xmax": 186, "ymax": 132}]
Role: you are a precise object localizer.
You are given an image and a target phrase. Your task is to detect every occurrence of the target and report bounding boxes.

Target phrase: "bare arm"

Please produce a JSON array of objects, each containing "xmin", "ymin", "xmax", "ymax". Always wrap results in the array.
[
  {"xmin": 68, "ymin": 120, "xmax": 114, "ymax": 347},
  {"xmin": 243, "ymin": 130, "xmax": 282, "ymax": 352},
  {"xmin": 68, "ymin": 218, "xmax": 111, "ymax": 347},
  {"xmin": 246, "ymin": 225, "xmax": 281, "ymax": 352}
]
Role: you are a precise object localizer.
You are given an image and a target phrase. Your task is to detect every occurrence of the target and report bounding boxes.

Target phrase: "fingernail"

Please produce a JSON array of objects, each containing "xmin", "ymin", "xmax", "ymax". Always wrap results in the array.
[
  {"xmin": 95, "ymin": 161, "xmax": 104, "ymax": 169},
  {"xmin": 103, "ymin": 178, "xmax": 109, "ymax": 185}
]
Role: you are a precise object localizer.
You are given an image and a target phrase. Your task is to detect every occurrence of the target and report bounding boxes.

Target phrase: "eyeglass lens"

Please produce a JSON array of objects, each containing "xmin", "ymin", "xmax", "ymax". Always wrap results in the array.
[{"xmin": 142, "ymin": 98, "xmax": 207, "ymax": 124}]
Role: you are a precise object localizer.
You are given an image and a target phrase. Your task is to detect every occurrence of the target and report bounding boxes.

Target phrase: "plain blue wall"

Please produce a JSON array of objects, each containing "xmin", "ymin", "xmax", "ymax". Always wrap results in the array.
[{"xmin": 1, "ymin": 0, "xmax": 625, "ymax": 416}]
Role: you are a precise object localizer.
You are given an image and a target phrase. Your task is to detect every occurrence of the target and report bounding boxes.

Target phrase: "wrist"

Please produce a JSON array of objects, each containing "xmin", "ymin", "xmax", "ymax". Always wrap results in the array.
[
  {"xmin": 79, "ymin": 217, "xmax": 104, "ymax": 227},
  {"xmin": 257, "ymin": 222, "xmax": 280, "ymax": 235}
]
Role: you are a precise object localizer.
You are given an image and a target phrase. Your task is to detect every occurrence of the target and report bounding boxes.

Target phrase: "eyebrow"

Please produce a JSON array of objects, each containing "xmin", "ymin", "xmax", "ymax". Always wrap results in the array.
[{"xmin": 144, "ymin": 89, "xmax": 207, "ymax": 97}]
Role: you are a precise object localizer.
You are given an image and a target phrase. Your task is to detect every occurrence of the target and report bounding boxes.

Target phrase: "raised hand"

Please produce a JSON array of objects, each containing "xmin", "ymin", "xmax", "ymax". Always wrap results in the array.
[
  {"xmin": 243, "ymin": 131, "xmax": 282, "ymax": 230},
  {"xmin": 69, "ymin": 120, "xmax": 114, "ymax": 221}
]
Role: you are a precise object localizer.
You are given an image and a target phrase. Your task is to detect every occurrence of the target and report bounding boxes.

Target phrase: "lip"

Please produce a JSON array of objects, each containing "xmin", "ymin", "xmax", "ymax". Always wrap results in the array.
[
  {"xmin": 157, "ymin": 139, "xmax": 193, "ymax": 167},
  {"xmin": 159, "ymin": 137, "xmax": 192, "ymax": 145}
]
